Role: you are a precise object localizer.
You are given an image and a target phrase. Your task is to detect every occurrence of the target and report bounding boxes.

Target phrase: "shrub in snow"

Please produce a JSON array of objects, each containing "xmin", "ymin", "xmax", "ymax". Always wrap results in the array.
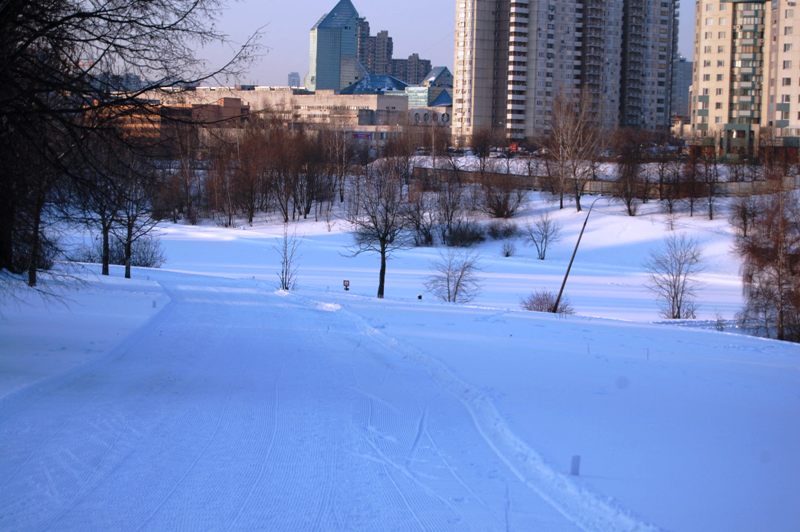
[
  {"xmin": 521, "ymin": 290, "xmax": 574, "ymax": 315},
  {"xmin": 12, "ymin": 230, "xmax": 57, "ymax": 273},
  {"xmin": 487, "ymin": 220, "xmax": 519, "ymax": 240},
  {"xmin": 479, "ymin": 181, "xmax": 524, "ymax": 219},
  {"xmin": 73, "ymin": 235, "xmax": 165, "ymax": 269},
  {"xmin": 126, "ymin": 236, "xmax": 166, "ymax": 268},
  {"xmin": 501, "ymin": 241, "xmax": 516, "ymax": 258},
  {"xmin": 445, "ymin": 221, "xmax": 486, "ymax": 248}
]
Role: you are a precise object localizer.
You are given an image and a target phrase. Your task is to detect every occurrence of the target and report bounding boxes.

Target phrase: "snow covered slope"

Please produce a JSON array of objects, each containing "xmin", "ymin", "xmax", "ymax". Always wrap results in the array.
[
  {"xmin": 156, "ymin": 196, "xmax": 743, "ymax": 322},
  {"xmin": 1, "ymin": 197, "xmax": 798, "ymax": 531}
]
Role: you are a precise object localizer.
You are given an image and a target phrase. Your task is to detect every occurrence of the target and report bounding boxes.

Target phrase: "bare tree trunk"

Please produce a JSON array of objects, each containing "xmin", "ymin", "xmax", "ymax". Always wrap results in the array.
[
  {"xmin": 27, "ymin": 191, "xmax": 45, "ymax": 287},
  {"xmin": 101, "ymin": 223, "xmax": 111, "ymax": 276},
  {"xmin": 377, "ymin": 244, "xmax": 387, "ymax": 299},
  {"xmin": 125, "ymin": 222, "xmax": 133, "ymax": 280},
  {"xmin": 0, "ymin": 181, "xmax": 13, "ymax": 271}
]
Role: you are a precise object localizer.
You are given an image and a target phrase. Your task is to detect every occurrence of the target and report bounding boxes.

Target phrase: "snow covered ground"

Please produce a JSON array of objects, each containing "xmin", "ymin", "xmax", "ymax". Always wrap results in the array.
[{"xmin": 1, "ymin": 195, "xmax": 798, "ymax": 531}]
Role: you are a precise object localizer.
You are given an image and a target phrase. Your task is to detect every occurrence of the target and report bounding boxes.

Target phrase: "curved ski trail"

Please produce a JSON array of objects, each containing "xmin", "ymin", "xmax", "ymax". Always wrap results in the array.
[{"xmin": 307, "ymin": 295, "xmax": 659, "ymax": 532}]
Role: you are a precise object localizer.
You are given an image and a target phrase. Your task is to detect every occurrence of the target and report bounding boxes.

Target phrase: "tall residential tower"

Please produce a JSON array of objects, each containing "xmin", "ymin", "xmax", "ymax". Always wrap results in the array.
[
  {"xmin": 452, "ymin": 0, "xmax": 678, "ymax": 144},
  {"xmin": 690, "ymin": 0, "xmax": 799, "ymax": 155}
]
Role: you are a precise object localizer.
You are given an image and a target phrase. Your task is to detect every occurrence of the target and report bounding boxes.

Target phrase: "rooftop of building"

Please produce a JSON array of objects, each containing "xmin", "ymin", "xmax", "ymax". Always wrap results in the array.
[
  {"xmin": 423, "ymin": 67, "xmax": 453, "ymax": 88},
  {"xmin": 339, "ymin": 74, "xmax": 409, "ymax": 95},
  {"xmin": 429, "ymin": 90, "xmax": 453, "ymax": 108},
  {"xmin": 313, "ymin": 0, "xmax": 359, "ymax": 30}
]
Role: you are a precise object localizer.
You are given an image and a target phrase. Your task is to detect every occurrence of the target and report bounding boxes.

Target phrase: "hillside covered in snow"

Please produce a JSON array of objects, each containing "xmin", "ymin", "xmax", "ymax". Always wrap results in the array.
[{"xmin": 1, "ymin": 195, "xmax": 798, "ymax": 531}]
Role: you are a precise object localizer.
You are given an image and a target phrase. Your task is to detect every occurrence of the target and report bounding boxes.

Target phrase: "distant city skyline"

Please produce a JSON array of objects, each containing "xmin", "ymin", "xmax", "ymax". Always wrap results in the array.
[{"xmin": 201, "ymin": 0, "xmax": 697, "ymax": 87}]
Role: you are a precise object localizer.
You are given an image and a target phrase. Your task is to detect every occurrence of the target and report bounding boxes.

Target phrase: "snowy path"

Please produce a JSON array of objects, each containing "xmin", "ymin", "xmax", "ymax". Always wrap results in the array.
[{"xmin": 0, "ymin": 272, "xmax": 643, "ymax": 531}]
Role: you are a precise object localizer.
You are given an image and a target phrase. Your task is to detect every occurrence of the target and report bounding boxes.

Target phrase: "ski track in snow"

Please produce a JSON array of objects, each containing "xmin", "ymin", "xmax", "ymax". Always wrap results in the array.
[
  {"xmin": 1, "ymin": 271, "xmax": 663, "ymax": 530},
  {"xmin": 302, "ymin": 292, "xmax": 660, "ymax": 532}
]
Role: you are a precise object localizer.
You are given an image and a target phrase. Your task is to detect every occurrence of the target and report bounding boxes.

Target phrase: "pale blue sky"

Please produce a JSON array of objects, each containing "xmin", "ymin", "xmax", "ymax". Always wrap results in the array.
[{"xmin": 205, "ymin": 0, "xmax": 696, "ymax": 86}]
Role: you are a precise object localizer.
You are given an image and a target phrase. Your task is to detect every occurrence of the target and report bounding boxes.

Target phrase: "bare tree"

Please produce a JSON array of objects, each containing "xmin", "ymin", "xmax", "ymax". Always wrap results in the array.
[
  {"xmin": 471, "ymin": 128, "xmax": 497, "ymax": 179},
  {"xmin": 206, "ymin": 132, "xmax": 238, "ymax": 227},
  {"xmin": 405, "ymin": 191, "xmax": 437, "ymax": 247},
  {"xmin": 112, "ymin": 152, "xmax": 161, "ymax": 279},
  {"xmin": 545, "ymin": 90, "xmax": 602, "ymax": 211},
  {"xmin": 729, "ymin": 196, "xmax": 760, "ymax": 239},
  {"xmin": 645, "ymin": 235, "xmax": 704, "ymax": 319},
  {"xmin": 525, "ymin": 213, "xmax": 562, "ymax": 260},
  {"xmin": 74, "ymin": 133, "xmax": 128, "ymax": 276},
  {"xmin": 435, "ymin": 173, "xmax": 466, "ymax": 243},
  {"xmin": 425, "ymin": 250, "xmax": 481, "ymax": 303},
  {"xmin": 322, "ymin": 126, "xmax": 355, "ymax": 204},
  {"xmin": 168, "ymin": 123, "xmax": 203, "ymax": 224},
  {"xmin": 347, "ymin": 159, "xmax": 410, "ymax": 299},
  {"xmin": 276, "ymin": 224, "xmax": 300, "ymax": 291},
  {"xmin": 682, "ymin": 153, "xmax": 701, "ymax": 217},
  {"xmin": 659, "ymin": 156, "xmax": 682, "ymax": 217},
  {"xmin": 736, "ymin": 190, "xmax": 800, "ymax": 341},
  {"xmin": 699, "ymin": 152, "xmax": 720, "ymax": 221},
  {"xmin": 267, "ymin": 128, "xmax": 299, "ymax": 224},
  {"xmin": 613, "ymin": 129, "xmax": 645, "ymax": 216}
]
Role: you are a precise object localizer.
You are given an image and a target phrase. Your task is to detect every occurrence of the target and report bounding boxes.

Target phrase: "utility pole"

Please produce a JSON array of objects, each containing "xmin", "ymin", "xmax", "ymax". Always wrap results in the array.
[{"xmin": 552, "ymin": 197, "xmax": 601, "ymax": 313}]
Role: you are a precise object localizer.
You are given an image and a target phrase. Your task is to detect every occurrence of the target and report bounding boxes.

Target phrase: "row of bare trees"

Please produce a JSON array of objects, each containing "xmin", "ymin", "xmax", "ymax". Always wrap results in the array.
[{"xmin": 205, "ymin": 121, "xmax": 333, "ymax": 226}]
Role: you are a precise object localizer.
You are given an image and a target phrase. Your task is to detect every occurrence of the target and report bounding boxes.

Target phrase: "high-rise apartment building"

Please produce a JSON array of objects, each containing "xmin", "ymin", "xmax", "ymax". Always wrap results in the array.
[
  {"xmin": 288, "ymin": 72, "xmax": 301, "ymax": 88},
  {"xmin": 358, "ymin": 26, "xmax": 394, "ymax": 75},
  {"xmin": 391, "ymin": 53, "xmax": 433, "ymax": 85},
  {"xmin": 452, "ymin": 0, "xmax": 677, "ymax": 143},
  {"xmin": 764, "ymin": 0, "xmax": 800, "ymax": 142},
  {"xmin": 690, "ymin": 0, "xmax": 799, "ymax": 155},
  {"xmin": 671, "ymin": 56, "xmax": 693, "ymax": 119},
  {"xmin": 582, "ymin": 0, "xmax": 624, "ymax": 132},
  {"xmin": 620, "ymin": 0, "xmax": 678, "ymax": 129},
  {"xmin": 452, "ymin": 0, "xmax": 510, "ymax": 140},
  {"xmin": 306, "ymin": 0, "xmax": 363, "ymax": 91}
]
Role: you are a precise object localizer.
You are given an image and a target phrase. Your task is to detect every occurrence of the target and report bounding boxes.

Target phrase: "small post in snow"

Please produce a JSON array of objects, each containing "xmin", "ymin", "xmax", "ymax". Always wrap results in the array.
[
  {"xmin": 570, "ymin": 455, "xmax": 582, "ymax": 476},
  {"xmin": 343, "ymin": 280, "xmax": 350, "ymax": 292}
]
